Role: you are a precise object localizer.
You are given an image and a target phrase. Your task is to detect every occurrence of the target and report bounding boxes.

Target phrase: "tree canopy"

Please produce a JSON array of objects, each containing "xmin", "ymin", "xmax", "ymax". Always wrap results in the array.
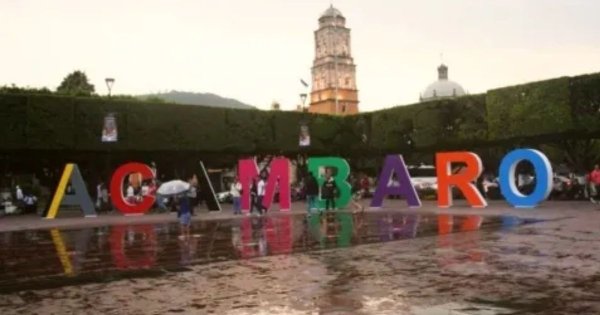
[{"xmin": 56, "ymin": 70, "xmax": 95, "ymax": 96}]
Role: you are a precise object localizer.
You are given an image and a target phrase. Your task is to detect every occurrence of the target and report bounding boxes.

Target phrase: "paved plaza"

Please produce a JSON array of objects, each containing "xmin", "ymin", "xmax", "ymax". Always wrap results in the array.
[{"xmin": 0, "ymin": 200, "xmax": 599, "ymax": 314}]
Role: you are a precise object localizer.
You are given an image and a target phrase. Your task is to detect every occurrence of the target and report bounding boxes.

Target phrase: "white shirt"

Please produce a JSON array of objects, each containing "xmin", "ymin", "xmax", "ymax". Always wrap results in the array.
[
  {"xmin": 16, "ymin": 188, "xmax": 23, "ymax": 201},
  {"xmin": 187, "ymin": 186, "xmax": 197, "ymax": 198},
  {"xmin": 257, "ymin": 180, "xmax": 266, "ymax": 196},
  {"xmin": 126, "ymin": 186, "xmax": 135, "ymax": 198},
  {"xmin": 24, "ymin": 195, "xmax": 37, "ymax": 205},
  {"xmin": 230, "ymin": 182, "xmax": 242, "ymax": 197}
]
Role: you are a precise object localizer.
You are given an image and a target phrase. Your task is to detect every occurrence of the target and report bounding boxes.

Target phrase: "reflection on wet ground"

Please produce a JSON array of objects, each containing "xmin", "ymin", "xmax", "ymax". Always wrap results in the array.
[
  {"xmin": 0, "ymin": 212, "xmax": 541, "ymax": 295},
  {"xmin": 3, "ymin": 205, "xmax": 600, "ymax": 314}
]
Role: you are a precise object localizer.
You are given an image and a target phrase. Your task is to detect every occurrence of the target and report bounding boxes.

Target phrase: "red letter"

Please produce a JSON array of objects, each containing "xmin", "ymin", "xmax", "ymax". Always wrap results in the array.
[
  {"xmin": 436, "ymin": 152, "xmax": 486, "ymax": 208},
  {"xmin": 110, "ymin": 162, "xmax": 156, "ymax": 216}
]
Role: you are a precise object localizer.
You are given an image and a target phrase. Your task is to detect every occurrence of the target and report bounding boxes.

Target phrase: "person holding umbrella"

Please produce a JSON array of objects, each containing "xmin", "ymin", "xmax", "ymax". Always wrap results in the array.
[{"xmin": 157, "ymin": 180, "xmax": 193, "ymax": 239}]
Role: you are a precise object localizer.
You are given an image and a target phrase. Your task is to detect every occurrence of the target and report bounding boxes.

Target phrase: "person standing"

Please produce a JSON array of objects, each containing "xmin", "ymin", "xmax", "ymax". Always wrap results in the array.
[
  {"xmin": 15, "ymin": 185, "xmax": 23, "ymax": 202},
  {"xmin": 22, "ymin": 191, "xmax": 38, "ymax": 214},
  {"xmin": 178, "ymin": 194, "xmax": 192, "ymax": 240},
  {"xmin": 256, "ymin": 173, "xmax": 267, "ymax": 215},
  {"xmin": 360, "ymin": 175, "xmax": 370, "ymax": 198},
  {"xmin": 96, "ymin": 181, "xmax": 103, "ymax": 210},
  {"xmin": 589, "ymin": 164, "xmax": 600, "ymax": 204},
  {"xmin": 350, "ymin": 178, "xmax": 365, "ymax": 213},
  {"xmin": 101, "ymin": 182, "xmax": 110, "ymax": 212},
  {"xmin": 250, "ymin": 178, "xmax": 258, "ymax": 216},
  {"xmin": 321, "ymin": 170, "xmax": 338, "ymax": 212},
  {"xmin": 305, "ymin": 172, "xmax": 319, "ymax": 213},
  {"xmin": 187, "ymin": 175, "xmax": 198, "ymax": 215},
  {"xmin": 230, "ymin": 176, "xmax": 242, "ymax": 215}
]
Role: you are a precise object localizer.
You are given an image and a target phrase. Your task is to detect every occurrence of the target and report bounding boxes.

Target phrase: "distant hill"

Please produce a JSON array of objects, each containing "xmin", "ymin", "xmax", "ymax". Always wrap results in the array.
[{"xmin": 139, "ymin": 91, "xmax": 255, "ymax": 109}]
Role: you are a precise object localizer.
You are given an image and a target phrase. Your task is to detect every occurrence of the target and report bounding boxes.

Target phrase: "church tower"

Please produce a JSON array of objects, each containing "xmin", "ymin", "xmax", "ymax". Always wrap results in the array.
[{"xmin": 309, "ymin": 5, "xmax": 359, "ymax": 115}]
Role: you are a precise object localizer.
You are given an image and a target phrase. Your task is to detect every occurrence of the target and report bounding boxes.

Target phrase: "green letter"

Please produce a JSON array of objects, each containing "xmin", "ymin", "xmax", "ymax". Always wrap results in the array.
[{"xmin": 307, "ymin": 157, "xmax": 351, "ymax": 209}]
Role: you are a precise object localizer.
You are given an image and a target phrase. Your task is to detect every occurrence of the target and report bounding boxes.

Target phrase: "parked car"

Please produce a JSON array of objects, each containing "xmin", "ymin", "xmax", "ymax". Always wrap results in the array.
[
  {"xmin": 550, "ymin": 173, "xmax": 588, "ymax": 200},
  {"xmin": 408, "ymin": 165, "xmax": 438, "ymax": 192},
  {"xmin": 217, "ymin": 191, "xmax": 233, "ymax": 204}
]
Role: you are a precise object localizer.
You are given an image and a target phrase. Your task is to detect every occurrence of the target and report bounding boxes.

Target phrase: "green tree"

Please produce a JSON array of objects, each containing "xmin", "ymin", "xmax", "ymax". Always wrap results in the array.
[{"xmin": 56, "ymin": 70, "xmax": 95, "ymax": 96}]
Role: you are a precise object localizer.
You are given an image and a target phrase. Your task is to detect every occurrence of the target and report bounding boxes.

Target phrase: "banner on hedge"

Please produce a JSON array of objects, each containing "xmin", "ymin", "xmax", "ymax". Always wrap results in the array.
[
  {"xmin": 44, "ymin": 149, "xmax": 554, "ymax": 219},
  {"xmin": 101, "ymin": 113, "xmax": 118, "ymax": 142},
  {"xmin": 299, "ymin": 124, "xmax": 310, "ymax": 147}
]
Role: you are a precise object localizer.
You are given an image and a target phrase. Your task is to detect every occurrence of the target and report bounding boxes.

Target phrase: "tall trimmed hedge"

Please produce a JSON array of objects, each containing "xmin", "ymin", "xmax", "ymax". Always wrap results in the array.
[
  {"xmin": 369, "ymin": 94, "xmax": 487, "ymax": 151},
  {"xmin": 486, "ymin": 77, "xmax": 573, "ymax": 140},
  {"xmin": 0, "ymin": 71, "xmax": 599, "ymax": 155},
  {"xmin": 0, "ymin": 94, "xmax": 27, "ymax": 150},
  {"xmin": 569, "ymin": 73, "xmax": 600, "ymax": 133}
]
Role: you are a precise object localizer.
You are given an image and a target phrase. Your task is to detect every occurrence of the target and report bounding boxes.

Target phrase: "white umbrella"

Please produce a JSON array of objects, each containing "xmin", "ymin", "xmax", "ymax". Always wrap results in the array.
[{"xmin": 157, "ymin": 180, "xmax": 190, "ymax": 196}]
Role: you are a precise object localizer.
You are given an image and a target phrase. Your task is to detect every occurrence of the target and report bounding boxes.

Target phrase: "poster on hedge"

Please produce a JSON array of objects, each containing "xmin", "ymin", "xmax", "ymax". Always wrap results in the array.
[
  {"xmin": 101, "ymin": 114, "xmax": 118, "ymax": 142},
  {"xmin": 299, "ymin": 124, "xmax": 310, "ymax": 147}
]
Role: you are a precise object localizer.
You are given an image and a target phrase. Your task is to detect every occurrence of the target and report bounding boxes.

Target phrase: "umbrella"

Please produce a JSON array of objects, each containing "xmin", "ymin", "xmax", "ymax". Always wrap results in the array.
[{"xmin": 157, "ymin": 180, "xmax": 190, "ymax": 196}]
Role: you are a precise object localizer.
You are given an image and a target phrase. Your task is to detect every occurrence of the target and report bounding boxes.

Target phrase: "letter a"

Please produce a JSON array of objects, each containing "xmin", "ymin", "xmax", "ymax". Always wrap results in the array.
[
  {"xmin": 371, "ymin": 155, "xmax": 421, "ymax": 208},
  {"xmin": 46, "ymin": 164, "xmax": 97, "ymax": 219}
]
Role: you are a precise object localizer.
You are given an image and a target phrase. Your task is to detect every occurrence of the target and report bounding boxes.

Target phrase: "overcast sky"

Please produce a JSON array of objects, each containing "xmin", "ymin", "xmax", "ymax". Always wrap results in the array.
[{"xmin": 1, "ymin": 0, "xmax": 599, "ymax": 111}]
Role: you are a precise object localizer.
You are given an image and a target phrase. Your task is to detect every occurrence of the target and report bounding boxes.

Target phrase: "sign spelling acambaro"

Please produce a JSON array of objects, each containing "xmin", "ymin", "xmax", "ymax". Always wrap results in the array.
[{"xmin": 44, "ymin": 149, "xmax": 554, "ymax": 219}]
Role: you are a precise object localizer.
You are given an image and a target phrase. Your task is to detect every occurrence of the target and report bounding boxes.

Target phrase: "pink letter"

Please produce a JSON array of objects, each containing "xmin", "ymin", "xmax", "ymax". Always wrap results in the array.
[{"xmin": 238, "ymin": 157, "xmax": 291, "ymax": 213}]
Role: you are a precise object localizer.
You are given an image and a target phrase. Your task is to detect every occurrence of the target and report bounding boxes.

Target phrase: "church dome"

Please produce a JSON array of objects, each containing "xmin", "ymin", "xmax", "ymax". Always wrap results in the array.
[
  {"xmin": 321, "ymin": 5, "xmax": 343, "ymax": 18},
  {"xmin": 420, "ymin": 64, "xmax": 466, "ymax": 102}
]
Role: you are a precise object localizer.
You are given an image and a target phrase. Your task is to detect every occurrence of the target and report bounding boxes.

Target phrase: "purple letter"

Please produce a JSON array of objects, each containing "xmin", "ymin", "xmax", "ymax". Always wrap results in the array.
[{"xmin": 370, "ymin": 155, "xmax": 421, "ymax": 208}]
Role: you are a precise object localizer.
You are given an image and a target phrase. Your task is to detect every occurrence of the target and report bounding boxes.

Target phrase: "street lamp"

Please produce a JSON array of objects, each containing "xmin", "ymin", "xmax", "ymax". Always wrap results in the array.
[
  {"xmin": 299, "ymin": 93, "xmax": 307, "ymax": 112},
  {"xmin": 105, "ymin": 78, "xmax": 115, "ymax": 97}
]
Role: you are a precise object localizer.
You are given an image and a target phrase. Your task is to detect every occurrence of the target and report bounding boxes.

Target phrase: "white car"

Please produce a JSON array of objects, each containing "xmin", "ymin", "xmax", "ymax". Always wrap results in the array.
[
  {"xmin": 408, "ymin": 165, "xmax": 438, "ymax": 191},
  {"xmin": 217, "ymin": 191, "xmax": 233, "ymax": 203}
]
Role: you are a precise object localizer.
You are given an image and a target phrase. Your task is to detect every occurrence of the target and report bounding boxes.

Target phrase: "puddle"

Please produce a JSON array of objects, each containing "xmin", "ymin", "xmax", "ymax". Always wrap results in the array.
[
  {"xmin": 414, "ymin": 302, "xmax": 515, "ymax": 314},
  {"xmin": 0, "ymin": 212, "xmax": 541, "ymax": 294}
]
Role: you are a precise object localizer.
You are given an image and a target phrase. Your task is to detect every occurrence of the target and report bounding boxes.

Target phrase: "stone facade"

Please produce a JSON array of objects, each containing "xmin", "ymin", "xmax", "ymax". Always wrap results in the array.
[{"xmin": 309, "ymin": 6, "xmax": 359, "ymax": 116}]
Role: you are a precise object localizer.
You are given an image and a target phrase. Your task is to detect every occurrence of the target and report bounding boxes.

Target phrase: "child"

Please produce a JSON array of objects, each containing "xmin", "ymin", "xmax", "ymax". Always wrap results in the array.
[
  {"xmin": 350, "ymin": 183, "xmax": 365, "ymax": 213},
  {"xmin": 178, "ymin": 194, "xmax": 192, "ymax": 240}
]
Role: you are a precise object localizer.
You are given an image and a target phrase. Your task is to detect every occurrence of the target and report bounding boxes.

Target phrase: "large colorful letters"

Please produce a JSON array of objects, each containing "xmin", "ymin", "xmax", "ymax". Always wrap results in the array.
[
  {"xmin": 238, "ymin": 157, "xmax": 291, "ymax": 212},
  {"xmin": 110, "ymin": 162, "xmax": 156, "ymax": 216},
  {"xmin": 370, "ymin": 155, "xmax": 421, "ymax": 208},
  {"xmin": 436, "ymin": 152, "xmax": 486, "ymax": 208},
  {"xmin": 44, "ymin": 148, "xmax": 556, "ymax": 218},
  {"xmin": 307, "ymin": 157, "xmax": 352, "ymax": 209},
  {"xmin": 46, "ymin": 164, "xmax": 97, "ymax": 219},
  {"xmin": 498, "ymin": 149, "xmax": 553, "ymax": 208}
]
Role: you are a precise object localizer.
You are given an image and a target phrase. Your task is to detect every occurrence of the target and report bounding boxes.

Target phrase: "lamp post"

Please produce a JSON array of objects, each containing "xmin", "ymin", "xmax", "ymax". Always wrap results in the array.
[
  {"xmin": 105, "ymin": 78, "xmax": 115, "ymax": 97},
  {"xmin": 299, "ymin": 93, "xmax": 307, "ymax": 112}
]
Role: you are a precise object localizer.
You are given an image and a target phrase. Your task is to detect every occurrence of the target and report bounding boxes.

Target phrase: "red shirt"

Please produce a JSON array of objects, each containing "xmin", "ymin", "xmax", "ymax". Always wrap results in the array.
[
  {"xmin": 590, "ymin": 170, "xmax": 600, "ymax": 185},
  {"xmin": 361, "ymin": 178, "xmax": 370, "ymax": 190}
]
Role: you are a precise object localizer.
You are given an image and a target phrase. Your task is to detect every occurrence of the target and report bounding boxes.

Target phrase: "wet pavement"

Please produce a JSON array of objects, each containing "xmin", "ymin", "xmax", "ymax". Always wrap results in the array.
[{"xmin": 1, "ymin": 201, "xmax": 600, "ymax": 314}]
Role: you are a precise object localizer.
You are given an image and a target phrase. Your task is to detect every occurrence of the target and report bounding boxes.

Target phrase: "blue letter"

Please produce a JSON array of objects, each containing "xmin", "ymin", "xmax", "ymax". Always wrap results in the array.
[{"xmin": 498, "ymin": 149, "xmax": 552, "ymax": 208}]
